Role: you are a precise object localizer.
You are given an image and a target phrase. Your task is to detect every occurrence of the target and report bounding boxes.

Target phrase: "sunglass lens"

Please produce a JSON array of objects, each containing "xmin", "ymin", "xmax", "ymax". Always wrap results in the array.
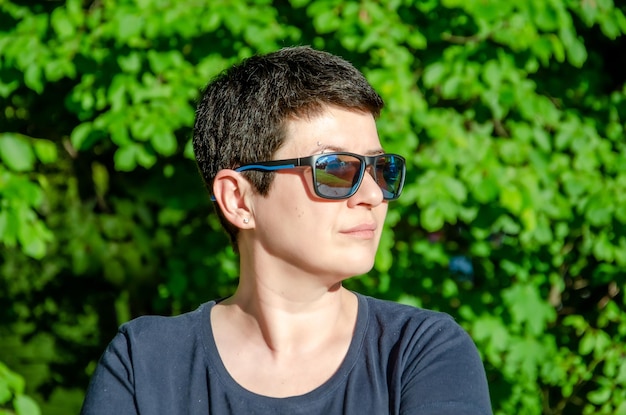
[
  {"xmin": 376, "ymin": 155, "xmax": 404, "ymax": 200},
  {"xmin": 314, "ymin": 154, "xmax": 362, "ymax": 198}
]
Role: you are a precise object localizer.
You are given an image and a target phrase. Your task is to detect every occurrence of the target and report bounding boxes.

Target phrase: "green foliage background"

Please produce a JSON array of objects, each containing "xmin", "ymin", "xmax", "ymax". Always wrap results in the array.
[{"xmin": 1, "ymin": 0, "xmax": 625, "ymax": 414}]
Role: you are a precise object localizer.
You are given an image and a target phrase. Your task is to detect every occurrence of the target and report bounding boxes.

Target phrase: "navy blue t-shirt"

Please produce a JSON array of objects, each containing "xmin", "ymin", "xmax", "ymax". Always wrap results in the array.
[{"xmin": 81, "ymin": 293, "xmax": 492, "ymax": 414}]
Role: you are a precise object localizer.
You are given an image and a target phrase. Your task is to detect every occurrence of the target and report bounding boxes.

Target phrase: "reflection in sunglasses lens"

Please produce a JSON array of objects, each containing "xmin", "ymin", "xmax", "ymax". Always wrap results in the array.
[
  {"xmin": 379, "ymin": 156, "xmax": 403, "ymax": 199},
  {"xmin": 314, "ymin": 153, "xmax": 404, "ymax": 200},
  {"xmin": 316, "ymin": 155, "xmax": 360, "ymax": 198}
]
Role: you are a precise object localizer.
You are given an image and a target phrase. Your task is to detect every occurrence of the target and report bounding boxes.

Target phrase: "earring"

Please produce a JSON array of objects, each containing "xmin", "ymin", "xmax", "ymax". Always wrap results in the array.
[{"xmin": 243, "ymin": 218, "xmax": 249, "ymax": 224}]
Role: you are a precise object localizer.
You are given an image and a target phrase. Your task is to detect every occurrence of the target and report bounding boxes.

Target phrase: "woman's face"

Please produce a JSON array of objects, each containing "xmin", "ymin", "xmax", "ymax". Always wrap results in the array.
[{"xmin": 247, "ymin": 106, "xmax": 388, "ymax": 282}]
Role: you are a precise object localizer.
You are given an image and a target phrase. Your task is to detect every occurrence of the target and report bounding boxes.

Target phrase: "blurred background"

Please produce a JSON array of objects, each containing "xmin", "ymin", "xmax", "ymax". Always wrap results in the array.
[{"xmin": 1, "ymin": 0, "xmax": 625, "ymax": 414}]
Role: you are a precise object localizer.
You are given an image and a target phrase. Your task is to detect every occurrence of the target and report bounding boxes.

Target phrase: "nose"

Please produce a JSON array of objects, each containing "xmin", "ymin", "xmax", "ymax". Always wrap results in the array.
[{"xmin": 348, "ymin": 167, "xmax": 384, "ymax": 207}]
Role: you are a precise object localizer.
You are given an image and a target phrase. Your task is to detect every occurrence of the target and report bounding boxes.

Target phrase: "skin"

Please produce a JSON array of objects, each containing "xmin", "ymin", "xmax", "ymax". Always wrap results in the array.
[{"xmin": 210, "ymin": 106, "xmax": 388, "ymax": 397}]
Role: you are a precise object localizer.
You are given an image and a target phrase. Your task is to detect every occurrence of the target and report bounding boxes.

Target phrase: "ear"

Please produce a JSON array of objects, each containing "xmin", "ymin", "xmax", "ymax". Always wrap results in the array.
[{"xmin": 212, "ymin": 170, "xmax": 254, "ymax": 229}]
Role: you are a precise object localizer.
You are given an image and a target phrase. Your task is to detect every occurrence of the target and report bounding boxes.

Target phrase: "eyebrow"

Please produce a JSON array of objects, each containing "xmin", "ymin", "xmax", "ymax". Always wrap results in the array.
[{"xmin": 316, "ymin": 145, "xmax": 385, "ymax": 155}]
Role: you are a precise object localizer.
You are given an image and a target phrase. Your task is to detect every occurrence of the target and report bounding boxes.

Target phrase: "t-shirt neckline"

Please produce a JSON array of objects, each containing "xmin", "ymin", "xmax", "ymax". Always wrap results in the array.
[{"xmin": 199, "ymin": 292, "xmax": 369, "ymax": 406}]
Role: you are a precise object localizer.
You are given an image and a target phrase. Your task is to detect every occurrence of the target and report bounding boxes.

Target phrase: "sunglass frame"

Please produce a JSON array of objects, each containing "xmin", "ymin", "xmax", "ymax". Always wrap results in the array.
[{"xmin": 235, "ymin": 152, "xmax": 406, "ymax": 201}]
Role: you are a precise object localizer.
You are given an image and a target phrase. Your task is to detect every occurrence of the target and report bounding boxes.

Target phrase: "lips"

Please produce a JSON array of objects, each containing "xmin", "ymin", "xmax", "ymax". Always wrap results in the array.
[{"xmin": 340, "ymin": 223, "xmax": 377, "ymax": 238}]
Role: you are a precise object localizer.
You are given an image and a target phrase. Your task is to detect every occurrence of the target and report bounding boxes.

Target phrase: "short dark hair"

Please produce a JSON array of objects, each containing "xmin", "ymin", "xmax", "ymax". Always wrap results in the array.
[{"xmin": 192, "ymin": 46, "xmax": 384, "ymax": 247}]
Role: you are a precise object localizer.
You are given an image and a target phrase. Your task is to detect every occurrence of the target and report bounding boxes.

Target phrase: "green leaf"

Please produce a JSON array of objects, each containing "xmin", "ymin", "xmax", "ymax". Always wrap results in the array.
[
  {"xmin": 579, "ymin": 331, "xmax": 595, "ymax": 355},
  {"xmin": 533, "ymin": 3, "xmax": 559, "ymax": 31},
  {"xmin": 0, "ymin": 76, "xmax": 20, "ymax": 98},
  {"xmin": 135, "ymin": 146, "xmax": 157, "ymax": 169},
  {"xmin": 442, "ymin": 278, "xmax": 458, "ymax": 298},
  {"xmin": 423, "ymin": 62, "xmax": 446, "ymax": 88},
  {"xmin": 502, "ymin": 283, "xmax": 555, "ymax": 335},
  {"xmin": 23, "ymin": 65, "xmax": 43, "ymax": 94},
  {"xmin": 0, "ymin": 210, "xmax": 16, "ymax": 247},
  {"xmin": 0, "ymin": 362, "xmax": 25, "ymax": 395},
  {"xmin": 92, "ymin": 161, "xmax": 110, "ymax": 199},
  {"xmin": 482, "ymin": 60, "xmax": 501, "ymax": 87},
  {"xmin": 472, "ymin": 315, "xmax": 511, "ymax": 355},
  {"xmin": 0, "ymin": 385, "xmax": 10, "ymax": 405},
  {"xmin": 115, "ymin": 14, "xmax": 144, "ymax": 41},
  {"xmin": 114, "ymin": 145, "xmax": 138, "ymax": 171},
  {"xmin": 0, "ymin": 134, "xmax": 35, "ymax": 172},
  {"xmin": 443, "ymin": 176, "xmax": 467, "ymax": 202},
  {"xmin": 592, "ymin": 231, "xmax": 615, "ymax": 261},
  {"xmin": 421, "ymin": 206, "xmax": 445, "ymax": 232},
  {"xmin": 118, "ymin": 52, "xmax": 143, "ymax": 73},
  {"xmin": 561, "ymin": 29, "xmax": 588, "ymax": 67},
  {"xmin": 19, "ymin": 229, "xmax": 49, "ymax": 260},
  {"xmin": 151, "ymin": 131, "xmax": 177, "ymax": 156},
  {"xmin": 14, "ymin": 395, "xmax": 41, "ymax": 415},
  {"xmin": 533, "ymin": 128, "xmax": 551, "ymax": 152},
  {"xmin": 471, "ymin": 176, "xmax": 499, "ymax": 203},
  {"xmin": 311, "ymin": 5, "xmax": 341, "ymax": 34},
  {"xmin": 33, "ymin": 140, "xmax": 58, "ymax": 164},
  {"xmin": 585, "ymin": 195, "xmax": 613, "ymax": 226},
  {"xmin": 500, "ymin": 186, "xmax": 523, "ymax": 214},
  {"xmin": 50, "ymin": 7, "xmax": 76, "ymax": 38},
  {"xmin": 587, "ymin": 387, "xmax": 612, "ymax": 405},
  {"xmin": 70, "ymin": 122, "xmax": 93, "ymax": 151},
  {"xmin": 183, "ymin": 138, "xmax": 195, "ymax": 160}
]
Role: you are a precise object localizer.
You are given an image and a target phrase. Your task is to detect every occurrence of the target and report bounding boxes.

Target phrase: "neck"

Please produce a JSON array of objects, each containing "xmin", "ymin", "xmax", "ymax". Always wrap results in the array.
[
  {"xmin": 217, "ymin": 240, "xmax": 359, "ymax": 353},
  {"xmin": 224, "ymin": 281, "xmax": 354, "ymax": 352}
]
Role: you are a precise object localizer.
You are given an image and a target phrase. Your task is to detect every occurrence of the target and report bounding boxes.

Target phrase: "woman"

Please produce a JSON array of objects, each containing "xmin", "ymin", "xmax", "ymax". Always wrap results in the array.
[{"xmin": 81, "ymin": 46, "xmax": 492, "ymax": 414}]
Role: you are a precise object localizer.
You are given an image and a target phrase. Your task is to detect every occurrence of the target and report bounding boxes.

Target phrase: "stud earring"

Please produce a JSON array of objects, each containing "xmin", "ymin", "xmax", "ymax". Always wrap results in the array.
[{"xmin": 243, "ymin": 218, "xmax": 249, "ymax": 224}]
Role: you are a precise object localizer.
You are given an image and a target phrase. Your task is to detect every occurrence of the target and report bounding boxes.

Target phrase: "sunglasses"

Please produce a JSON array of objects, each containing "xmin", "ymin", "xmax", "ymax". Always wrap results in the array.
[{"xmin": 234, "ymin": 152, "xmax": 406, "ymax": 200}]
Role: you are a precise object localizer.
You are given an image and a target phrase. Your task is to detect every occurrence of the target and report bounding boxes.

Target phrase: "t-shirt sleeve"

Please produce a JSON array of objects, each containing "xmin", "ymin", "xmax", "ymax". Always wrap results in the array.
[
  {"xmin": 399, "ymin": 315, "xmax": 492, "ymax": 415},
  {"xmin": 80, "ymin": 328, "xmax": 138, "ymax": 415}
]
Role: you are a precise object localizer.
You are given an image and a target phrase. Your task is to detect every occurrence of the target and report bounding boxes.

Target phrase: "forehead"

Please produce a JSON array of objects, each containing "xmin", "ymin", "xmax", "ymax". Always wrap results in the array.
[{"xmin": 279, "ymin": 106, "xmax": 382, "ymax": 157}]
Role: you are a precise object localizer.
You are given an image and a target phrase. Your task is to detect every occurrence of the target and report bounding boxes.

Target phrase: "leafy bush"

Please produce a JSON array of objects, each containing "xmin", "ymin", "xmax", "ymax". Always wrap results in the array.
[
  {"xmin": 1, "ymin": 1, "xmax": 625, "ymax": 413},
  {"xmin": 0, "ymin": 362, "xmax": 40, "ymax": 415}
]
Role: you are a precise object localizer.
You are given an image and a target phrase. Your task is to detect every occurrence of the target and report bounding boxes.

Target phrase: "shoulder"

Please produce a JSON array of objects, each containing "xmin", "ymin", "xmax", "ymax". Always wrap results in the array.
[
  {"xmin": 115, "ymin": 301, "xmax": 214, "ymax": 352},
  {"xmin": 356, "ymin": 295, "xmax": 492, "ymax": 414},
  {"xmin": 83, "ymin": 302, "xmax": 217, "ymax": 412},
  {"xmin": 357, "ymin": 294, "xmax": 478, "ymax": 359},
  {"xmin": 360, "ymin": 294, "xmax": 460, "ymax": 333}
]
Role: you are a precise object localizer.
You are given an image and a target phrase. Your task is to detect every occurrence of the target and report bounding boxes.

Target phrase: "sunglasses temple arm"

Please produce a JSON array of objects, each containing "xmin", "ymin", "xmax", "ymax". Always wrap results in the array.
[{"xmin": 209, "ymin": 162, "xmax": 300, "ymax": 200}]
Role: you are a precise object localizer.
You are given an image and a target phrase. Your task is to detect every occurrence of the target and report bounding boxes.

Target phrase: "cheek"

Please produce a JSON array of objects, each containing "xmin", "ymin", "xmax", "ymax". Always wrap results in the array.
[
  {"xmin": 375, "ymin": 205, "xmax": 389, "ymax": 233},
  {"xmin": 295, "ymin": 206, "xmax": 305, "ymax": 219},
  {"xmin": 376, "ymin": 203, "xmax": 388, "ymax": 218}
]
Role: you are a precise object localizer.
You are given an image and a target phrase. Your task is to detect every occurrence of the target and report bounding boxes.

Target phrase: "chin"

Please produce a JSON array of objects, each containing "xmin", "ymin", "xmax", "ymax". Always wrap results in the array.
[{"xmin": 337, "ymin": 257, "xmax": 376, "ymax": 279}]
